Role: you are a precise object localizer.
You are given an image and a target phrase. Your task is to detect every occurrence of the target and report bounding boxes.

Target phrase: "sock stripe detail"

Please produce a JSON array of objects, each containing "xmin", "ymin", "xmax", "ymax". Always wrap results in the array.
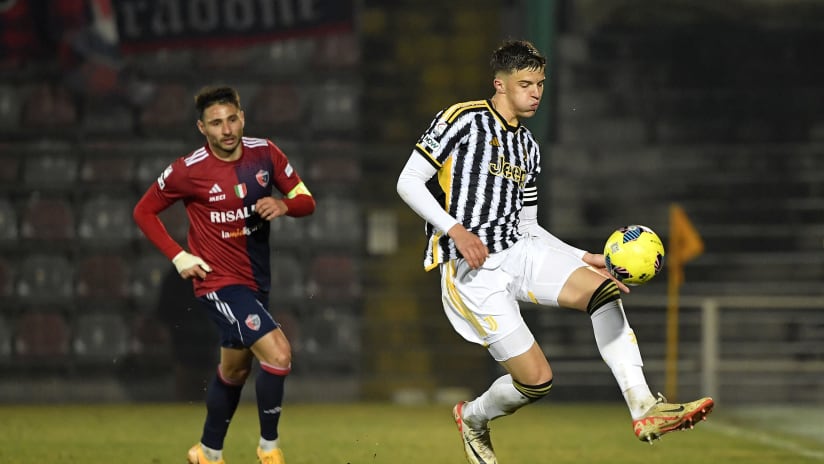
[
  {"xmin": 587, "ymin": 280, "xmax": 620, "ymax": 315},
  {"xmin": 260, "ymin": 362, "xmax": 291, "ymax": 376},
  {"xmin": 513, "ymin": 378, "xmax": 553, "ymax": 401}
]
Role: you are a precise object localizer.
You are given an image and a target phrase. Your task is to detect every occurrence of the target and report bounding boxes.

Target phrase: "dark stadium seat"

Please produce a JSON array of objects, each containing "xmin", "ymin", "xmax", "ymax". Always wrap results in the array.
[
  {"xmin": 79, "ymin": 99, "xmax": 134, "ymax": 135},
  {"xmin": 22, "ymin": 149, "xmax": 78, "ymax": 190},
  {"xmin": 78, "ymin": 151, "xmax": 136, "ymax": 191},
  {"xmin": 16, "ymin": 254, "xmax": 74, "ymax": 304},
  {"xmin": 300, "ymin": 305, "xmax": 359, "ymax": 373},
  {"xmin": 19, "ymin": 196, "xmax": 75, "ymax": 242},
  {"xmin": 14, "ymin": 311, "xmax": 71, "ymax": 359},
  {"xmin": 0, "ymin": 153, "xmax": 20, "ymax": 185},
  {"xmin": 21, "ymin": 83, "xmax": 77, "ymax": 128},
  {"xmin": 134, "ymin": 155, "xmax": 174, "ymax": 189},
  {"xmin": 0, "ymin": 315, "xmax": 11, "ymax": 361},
  {"xmin": 130, "ymin": 254, "xmax": 173, "ymax": 310},
  {"xmin": 74, "ymin": 254, "xmax": 130, "ymax": 301},
  {"xmin": 269, "ymin": 251, "xmax": 304, "ymax": 301},
  {"xmin": 76, "ymin": 195, "xmax": 136, "ymax": 246},
  {"xmin": 0, "ymin": 84, "xmax": 22, "ymax": 131},
  {"xmin": 305, "ymin": 254, "xmax": 360, "ymax": 301},
  {"xmin": 0, "ymin": 256, "xmax": 14, "ymax": 303},
  {"xmin": 308, "ymin": 157, "xmax": 361, "ymax": 184},
  {"xmin": 312, "ymin": 32, "xmax": 359, "ymax": 69},
  {"xmin": 269, "ymin": 215, "xmax": 304, "ymax": 245},
  {"xmin": 138, "ymin": 83, "xmax": 189, "ymax": 133},
  {"xmin": 310, "ymin": 81, "xmax": 359, "ymax": 133},
  {"xmin": 248, "ymin": 84, "xmax": 303, "ymax": 127},
  {"xmin": 72, "ymin": 312, "xmax": 129, "ymax": 363},
  {"xmin": 307, "ymin": 195, "xmax": 362, "ymax": 244},
  {"xmin": 0, "ymin": 198, "xmax": 18, "ymax": 243},
  {"xmin": 128, "ymin": 313, "xmax": 171, "ymax": 360}
]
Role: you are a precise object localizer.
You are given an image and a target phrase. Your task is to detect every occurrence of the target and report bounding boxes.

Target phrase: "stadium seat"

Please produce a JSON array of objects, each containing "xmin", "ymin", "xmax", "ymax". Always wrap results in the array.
[
  {"xmin": 78, "ymin": 150, "xmax": 135, "ymax": 191},
  {"xmin": 128, "ymin": 313, "xmax": 172, "ymax": 360},
  {"xmin": 130, "ymin": 254, "xmax": 173, "ymax": 310},
  {"xmin": 301, "ymin": 305, "xmax": 360, "ymax": 373},
  {"xmin": 74, "ymin": 254, "xmax": 130, "ymax": 301},
  {"xmin": 16, "ymin": 254, "xmax": 74, "ymax": 304},
  {"xmin": 76, "ymin": 194, "xmax": 135, "ymax": 246},
  {"xmin": 21, "ymin": 83, "xmax": 78, "ymax": 128},
  {"xmin": 72, "ymin": 312, "xmax": 129, "ymax": 363},
  {"xmin": 14, "ymin": 311, "xmax": 71, "ymax": 359},
  {"xmin": 22, "ymin": 148, "xmax": 78, "ymax": 190},
  {"xmin": 269, "ymin": 251, "xmax": 304, "ymax": 301},
  {"xmin": 0, "ymin": 256, "xmax": 14, "ymax": 303},
  {"xmin": 0, "ymin": 153, "xmax": 20, "ymax": 185},
  {"xmin": 0, "ymin": 84, "xmax": 22, "ymax": 131},
  {"xmin": 19, "ymin": 196, "xmax": 75, "ymax": 242},
  {"xmin": 308, "ymin": 157, "xmax": 361, "ymax": 184},
  {"xmin": 248, "ymin": 84, "xmax": 303, "ymax": 127},
  {"xmin": 312, "ymin": 33, "xmax": 359, "ymax": 69},
  {"xmin": 310, "ymin": 81, "xmax": 359, "ymax": 132},
  {"xmin": 252, "ymin": 38, "xmax": 312, "ymax": 75},
  {"xmin": 269, "ymin": 214, "xmax": 304, "ymax": 245},
  {"xmin": 0, "ymin": 315, "xmax": 11, "ymax": 360},
  {"xmin": 79, "ymin": 98, "xmax": 134, "ymax": 135},
  {"xmin": 0, "ymin": 198, "xmax": 18, "ymax": 243},
  {"xmin": 307, "ymin": 195, "xmax": 362, "ymax": 244},
  {"xmin": 138, "ymin": 83, "xmax": 189, "ymax": 133},
  {"xmin": 305, "ymin": 254, "xmax": 360, "ymax": 301},
  {"xmin": 134, "ymin": 155, "xmax": 174, "ymax": 189}
]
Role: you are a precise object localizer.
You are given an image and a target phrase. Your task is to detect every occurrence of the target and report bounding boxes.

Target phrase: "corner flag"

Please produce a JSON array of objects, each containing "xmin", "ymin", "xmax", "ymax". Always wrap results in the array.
[{"xmin": 665, "ymin": 203, "xmax": 704, "ymax": 400}]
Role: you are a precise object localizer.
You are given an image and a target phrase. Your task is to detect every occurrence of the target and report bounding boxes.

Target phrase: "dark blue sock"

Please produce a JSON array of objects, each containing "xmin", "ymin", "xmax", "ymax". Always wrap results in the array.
[
  {"xmin": 201, "ymin": 370, "xmax": 244, "ymax": 450},
  {"xmin": 257, "ymin": 363, "xmax": 290, "ymax": 441}
]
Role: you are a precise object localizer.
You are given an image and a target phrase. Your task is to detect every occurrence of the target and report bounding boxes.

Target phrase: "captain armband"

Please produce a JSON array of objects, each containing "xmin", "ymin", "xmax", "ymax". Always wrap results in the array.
[{"xmin": 286, "ymin": 181, "xmax": 311, "ymax": 199}]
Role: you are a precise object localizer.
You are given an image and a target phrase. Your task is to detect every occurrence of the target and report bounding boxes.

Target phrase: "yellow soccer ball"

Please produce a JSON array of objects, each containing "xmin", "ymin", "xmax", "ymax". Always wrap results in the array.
[{"xmin": 603, "ymin": 225, "xmax": 665, "ymax": 286}]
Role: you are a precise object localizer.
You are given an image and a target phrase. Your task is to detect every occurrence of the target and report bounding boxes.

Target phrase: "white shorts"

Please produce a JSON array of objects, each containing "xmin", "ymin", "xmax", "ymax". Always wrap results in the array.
[{"xmin": 439, "ymin": 235, "xmax": 587, "ymax": 360}]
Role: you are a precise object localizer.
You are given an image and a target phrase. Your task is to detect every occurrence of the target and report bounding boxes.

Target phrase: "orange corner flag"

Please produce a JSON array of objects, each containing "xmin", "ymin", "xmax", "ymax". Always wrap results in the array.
[{"xmin": 667, "ymin": 204, "xmax": 704, "ymax": 285}]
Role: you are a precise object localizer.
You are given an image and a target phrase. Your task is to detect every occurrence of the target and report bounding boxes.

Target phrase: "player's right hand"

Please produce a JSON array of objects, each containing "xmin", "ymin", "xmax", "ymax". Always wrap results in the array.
[
  {"xmin": 448, "ymin": 223, "xmax": 489, "ymax": 269},
  {"xmin": 172, "ymin": 251, "xmax": 212, "ymax": 280}
]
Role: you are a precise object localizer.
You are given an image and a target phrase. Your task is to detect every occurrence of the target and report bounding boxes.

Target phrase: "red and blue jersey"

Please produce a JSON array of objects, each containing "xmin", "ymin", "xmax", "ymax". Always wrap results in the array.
[{"xmin": 135, "ymin": 137, "xmax": 306, "ymax": 297}]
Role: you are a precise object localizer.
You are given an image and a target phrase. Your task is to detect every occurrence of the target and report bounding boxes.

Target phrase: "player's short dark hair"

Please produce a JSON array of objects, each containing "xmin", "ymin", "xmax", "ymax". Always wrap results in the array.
[
  {"xmin": 194, "ymin": 86, "xmax": 241, "ymax": 120},
  {"xmin": 490, "ymin": 40, "xmax": 546, "ymax": 75}
]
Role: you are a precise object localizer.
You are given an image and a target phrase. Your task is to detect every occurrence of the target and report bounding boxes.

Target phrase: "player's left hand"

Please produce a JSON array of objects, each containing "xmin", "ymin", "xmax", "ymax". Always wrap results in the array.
[
  {"xmin": 256, "ymin": 197, "xmax": 289, "ymax": 221},
  {"xmin": 582, "ymin": 252, "xmax": 630, "ymax": 293}
]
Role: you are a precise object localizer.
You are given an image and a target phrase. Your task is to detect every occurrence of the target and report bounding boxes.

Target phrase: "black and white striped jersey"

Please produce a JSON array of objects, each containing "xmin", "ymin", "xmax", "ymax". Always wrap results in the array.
[{"xmin": 414, "ymin": 99, "xmax": 541, "ymax": 270}]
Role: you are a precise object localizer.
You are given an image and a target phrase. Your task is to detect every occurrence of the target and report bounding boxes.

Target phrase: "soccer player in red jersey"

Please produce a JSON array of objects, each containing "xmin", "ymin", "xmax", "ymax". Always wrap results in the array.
[{"xmin": 134, "ymin": 86, "xmax": 315, "ymax": 464}]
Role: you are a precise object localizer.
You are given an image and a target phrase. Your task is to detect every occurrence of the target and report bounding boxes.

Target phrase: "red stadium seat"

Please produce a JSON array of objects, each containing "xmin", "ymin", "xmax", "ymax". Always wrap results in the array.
[
  {"xmin": 305, "ymin": 254, "xmax": 360, "ymax": 301},
  {"xmin": 19, "ymin": 196, "xmax": 75, "ymax": 242},
  {"xmin": 14, "ymin": 311, "xmax": 71, "ymax": 359},
  {"xmin": 21, "ymin": 83, "xmax": 77, "ymax": 128},
  {"xmin": 75, "ymin": 254, "xmax": 130, "ymax": 301}
]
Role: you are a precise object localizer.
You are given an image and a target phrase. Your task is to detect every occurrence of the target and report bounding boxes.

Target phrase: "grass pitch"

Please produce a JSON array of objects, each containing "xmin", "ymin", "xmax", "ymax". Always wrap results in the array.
[{"xmin": 0, "ymin": 402, "xmax": 822, "ymax": 463}]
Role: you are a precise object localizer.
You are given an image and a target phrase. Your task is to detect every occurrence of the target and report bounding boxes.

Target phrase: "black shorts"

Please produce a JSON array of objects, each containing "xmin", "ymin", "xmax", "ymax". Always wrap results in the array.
[{"xmin": 197, "ymin": 285, "xmax": 279, "ymax": 349}]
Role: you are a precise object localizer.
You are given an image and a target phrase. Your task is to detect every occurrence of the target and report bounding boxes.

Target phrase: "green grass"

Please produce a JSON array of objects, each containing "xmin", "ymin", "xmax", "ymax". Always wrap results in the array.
[{"xmin": 0, "ymin": 402, "xmax": 822, "ymax": 463}]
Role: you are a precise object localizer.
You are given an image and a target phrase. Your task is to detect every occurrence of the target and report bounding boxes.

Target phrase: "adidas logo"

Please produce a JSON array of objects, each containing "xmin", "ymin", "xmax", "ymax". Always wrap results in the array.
[{"xmin": 209, "ymin": 184, "xmax": 222, "ymax": 194}]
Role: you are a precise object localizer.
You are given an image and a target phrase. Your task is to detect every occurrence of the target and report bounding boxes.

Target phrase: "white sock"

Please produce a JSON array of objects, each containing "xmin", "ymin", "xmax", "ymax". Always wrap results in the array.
[
  {"xmin": 259, "ymin": 437, "xmax": 279, "ymax": 451},
  {"xmin": 201, "ymin": 444, "xmax": 222, "ymax": 461},
  {"xmin": 462, "ymin": 374, "xmax": 531, "ymax": 428},
  {"xmin": 590, "ymin": 300, "xmax": 657, "ymax": 418}
]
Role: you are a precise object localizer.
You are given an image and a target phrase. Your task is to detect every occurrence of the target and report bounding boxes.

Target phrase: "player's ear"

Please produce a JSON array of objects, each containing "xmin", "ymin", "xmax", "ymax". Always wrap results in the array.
[
  {"xmin": 196, "ymin": 119, "xmax": 206, "ymax": 135},
  {"xmin": 239, "ymin": 110, "xmax": 245, "ymax": 128},
  {"xmin": 493, "ymin": 77, "xmax": 505, "ymax": 94}
]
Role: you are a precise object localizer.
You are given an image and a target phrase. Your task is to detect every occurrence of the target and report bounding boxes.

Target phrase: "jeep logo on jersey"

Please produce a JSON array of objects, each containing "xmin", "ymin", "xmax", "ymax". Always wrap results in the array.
[
  {"xmin": 245, "ymin": 314, "xmax": 261, "ymax": 331},
  {"xmin": 210, "ymin": 205, "xmax": 256, "ymax": 223},
  {"xmin": 256, "ymin": 170, "xmax": 269, "ymax": 187}
]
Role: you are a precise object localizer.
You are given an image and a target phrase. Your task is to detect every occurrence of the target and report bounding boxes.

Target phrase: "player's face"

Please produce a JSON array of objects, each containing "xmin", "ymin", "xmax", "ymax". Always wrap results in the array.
[
  {"xmin": 197, "ymin": 103, "xmax": 245, "ymax": 159},
  {"xmin": 494, "ymin": 67, "xmax": 545, "ymax": 123}
]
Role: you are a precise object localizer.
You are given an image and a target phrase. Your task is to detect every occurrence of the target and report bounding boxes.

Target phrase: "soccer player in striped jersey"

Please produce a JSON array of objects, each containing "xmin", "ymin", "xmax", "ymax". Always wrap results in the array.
[
  {"xmin": 134, "ymin": 86, "xmax": 315, "ymax": 464},
  {"xmin": 397, "ymin": 40, "xmax": 713, "ymax": 464}
]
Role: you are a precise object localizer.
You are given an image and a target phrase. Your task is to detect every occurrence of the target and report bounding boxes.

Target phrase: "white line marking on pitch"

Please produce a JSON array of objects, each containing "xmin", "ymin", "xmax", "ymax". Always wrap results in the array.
[{"xmin": 707, "ymin": 422, "xmax": 824, "ymax": 461}]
